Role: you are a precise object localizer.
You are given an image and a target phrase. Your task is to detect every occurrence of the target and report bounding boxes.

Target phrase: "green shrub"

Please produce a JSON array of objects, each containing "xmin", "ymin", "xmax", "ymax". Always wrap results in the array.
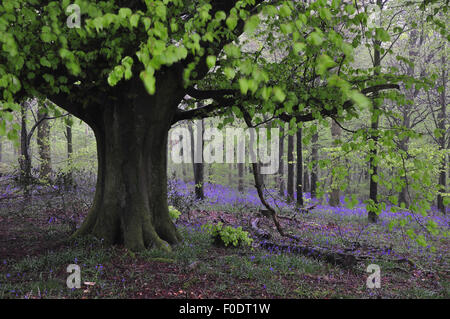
[
  {"xmin": 168, "ymin": 206, "xmax": 181, "ymax": 221},
  {"xmin": 202, "ymin": 222, "xmax": 253, "ymax": 247}
]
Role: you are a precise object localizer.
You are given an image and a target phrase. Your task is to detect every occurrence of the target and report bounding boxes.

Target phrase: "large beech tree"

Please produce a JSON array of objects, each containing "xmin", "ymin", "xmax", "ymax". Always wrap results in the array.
[{"xmin": 1, "ymin": 0, "xmax": 441, "ymax": 251}]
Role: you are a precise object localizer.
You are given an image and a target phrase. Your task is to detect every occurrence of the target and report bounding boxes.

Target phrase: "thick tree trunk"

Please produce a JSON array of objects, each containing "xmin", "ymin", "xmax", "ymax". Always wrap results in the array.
[{"xmin": 73, "ymin": 80, "xmax": 182, "ymax": 252}]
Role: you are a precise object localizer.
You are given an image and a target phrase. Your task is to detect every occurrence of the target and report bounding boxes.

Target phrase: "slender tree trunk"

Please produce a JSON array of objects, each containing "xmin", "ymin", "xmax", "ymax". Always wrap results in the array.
[
  {"xmin": 287, "ymin": 133, "xmax": 294, "ymax": 201},
  {"xmin": 13, "ymin": 141, "xmax": 17, "ymax": 158},
  {"xmin": 398, "ymin": 136, "xmax": 409, "ymax": 207},
  {"xmin": 437, "ymin": 54, "xmax": 447, "ymax": 214},
  {"xmin": 296, "ymin": 127, "xmax": 303, "ymax": 206},
  {"xmin": 303, "ymin": 164, "xmax": 309, "ymax": 194},
  {"xmin": 398, "ymin": 29, "xmax": 422, "ymax": 208},
  {"xmin": 189, "ymin": 120, "xmax": 205, "ymax": 200},
  {"xmin": 180, "ymin": 133, "xmax": 187, "ymax": 182},
  {"xmin": 37, "ymin": 106, "xmax": 52, "ymax": 179},
  {"xmin": 368, "ymin": 106, "xmax": 380, "ymax": 223},
  {"xmin": 368, "ymin": 0, "xmax": 383, "ymax": 223},
  {"xmin": 66, "ymin": 116, "xmax": 73, "ymax": 185},
  {"xmin": 19, "ymin": 103, "xmax": 31, "ymax": 186},
  {"xmin": 278, "ymin": 125, "xmax": 285, "ymax": 196},
  {"xmin": 329, "ymin": 120, "xmax": 341, "ymax": 207},
  {"xmin": 310, "ymin": 131, "xmax": 319, "ymax": 199},
  {"xmin": 238, "ymin": 162, "xmax": 244, "ymax": 193},
  {"xmin": 73, "ymin": 78, "xmax": 182, "ymax": 252}
]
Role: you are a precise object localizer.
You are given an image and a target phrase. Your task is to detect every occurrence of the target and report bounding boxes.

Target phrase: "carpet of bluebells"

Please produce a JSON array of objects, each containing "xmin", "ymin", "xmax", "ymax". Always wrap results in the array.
[
  {"xmin": 169, "ymin": 180, "xmax": 449, "ymax": 270},
  {"xmin": 0, "ymin": 175, "xmax": 448, "ymax": 299}
]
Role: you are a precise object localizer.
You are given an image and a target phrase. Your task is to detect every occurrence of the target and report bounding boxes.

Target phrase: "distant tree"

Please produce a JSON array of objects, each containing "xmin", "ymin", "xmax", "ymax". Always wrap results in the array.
[
  {"xmin": 436, "ymin": 53, "xmax": 448, "ymax": 214},
  {"xmin": 296, "ymin": 127, "xmax": 303, "ymax": 206},
  {"xmin": 329, "ymin": 119, "xmax": 341, "ymax": 207},
  {"xmin": 19, "ymin": 102, "xmax": 31, "ymax": 186},
  {"xmin": 310, "ymin": 131, "xmax": 319, "ymax": 199},
  {"xmin": 303, "ymin": 162, "xmax": 310, "ymax": 194},
  {"xmin": 188, "ymin": 120, "xmax": 205, "ymax": 200},
  {"xmin": 65, "ymin": 115, "xmax": 74, "ymax": 184},
  {"xmin": 287, "ymin": 133, "xmax": 295, "ymax": 202},
  {"xmin": 278, "ymin": 125, "xmax": 285, "ymax": 197},
  {"xmin": 37, "ymin": 104, "xmax": 51, "ymax": 179}
]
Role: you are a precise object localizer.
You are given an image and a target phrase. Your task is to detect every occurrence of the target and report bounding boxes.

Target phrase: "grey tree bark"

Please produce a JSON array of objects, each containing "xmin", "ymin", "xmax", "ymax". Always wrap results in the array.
[
  {"xmin": 287, "ymin": 133, "xmax": 294, "ymax": 201},
  {"xmin": 310, "ymin": 131, "xmax": 319, "ymax": 199},
  {"xmin": 37, "ymin": 105, "xmax": 51, "ymax": 179},
  {"xmin": 296, "ymin": 127, "xmax": 303, "ymax": 206},
  {"xmin": 329, "ymin": 120, "xmax": 341, "ymax": 207}
]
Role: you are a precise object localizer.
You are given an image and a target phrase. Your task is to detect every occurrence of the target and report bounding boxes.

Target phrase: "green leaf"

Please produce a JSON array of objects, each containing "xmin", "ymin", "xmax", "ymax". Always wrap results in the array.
[
  {"xmin": 130, "ymin": 14, "xmax": 140, "ymax": 28},
  {"xmin": 261, "ymin": 86, "xmax": 272, "ymax": 100},
  {"xmin": 348, "ymin": 90, "xmax": 370, "ymax": 108},
  {"xmin": 375, "ymin": 28, "xmax": 391, "ymax": 42},
  {"xmin": 316, "ymin": 54, "xmax": 336, "ymax": 75},
  {"xmin": 345, "ymin": 4, "xmax": 355, "ymax": 15},
  {"xmin": 224, "ymin": 67, "xmax": 236, "ymax": 80},
  {"xmin": 40, "ymin": 57, "xmax": 52, "ymax": 68},
  {"xmin": 206, "ymin": 55, "xmax": 216, "ymax": 68},
  {"xmin": 273, "ymin": 87, "xmax": 286, "ymax": 102},
  {"xmin": 307, "ymin": 32, "xmax": 323, "ymax": 46},
  {"xmin": 223, "ymin": 44, "xmax": 241, "ymax": 58},
  {"xmin": 279, "ymin": 3, "xmax": 292, "ymax": 17},
  {"xmin": 239, "ymin": 78, "xmax": 249, "ymax": 94},
  {"xmin": 293, "ymin": 42, "xmax": 306, "ymax": 54},
  {"xmin": 215, "ymin": 11, "xmax": 226, "ymax": 21},
  {"xmin": 140, "ymin": 69, "xmax": 156, "ymax": 95},
  {"xmin": 226, "ymin": 14, "xmax": 238, "ymax": 30},
  {"xmin": 244, "ymin": 15, "xmax": 260, "ymax": 34},
  {"xmin": 118, "ymin": 8, "xmax": 132, "ymax": 20},
  {"xmin": 319, "ymin": 7, "xmax": 332, "ymax": 21},
  {"xmin": 155, "ymin": 4, "xmax": 167, "ymax": 20}
]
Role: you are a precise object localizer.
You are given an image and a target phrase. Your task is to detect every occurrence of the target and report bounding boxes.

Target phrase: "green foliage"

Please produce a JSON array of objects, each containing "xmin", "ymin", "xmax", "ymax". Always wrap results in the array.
[
  {"xmin": 202, "ymin": 222, "xmax": 253, "ymax": 248},
  {"xmin": 168, "ymin": 205, "xmax": 181, "ymax": 221}
]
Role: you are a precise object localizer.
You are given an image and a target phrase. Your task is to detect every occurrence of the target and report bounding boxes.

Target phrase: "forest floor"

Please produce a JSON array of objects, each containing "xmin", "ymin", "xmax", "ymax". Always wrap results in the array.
[{"xmin": 0, "ymin": 180, "xmax": 449, "ymax": 299}]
